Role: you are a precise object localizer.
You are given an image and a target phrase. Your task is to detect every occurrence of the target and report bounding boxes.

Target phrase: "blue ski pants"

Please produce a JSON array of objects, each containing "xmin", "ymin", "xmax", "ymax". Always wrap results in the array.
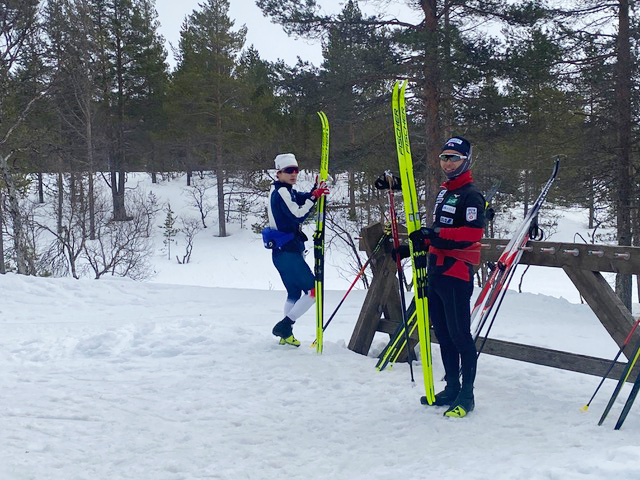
[{"xmin": 272, "ymin": 250, "xmax": 315, "ymax": 302}]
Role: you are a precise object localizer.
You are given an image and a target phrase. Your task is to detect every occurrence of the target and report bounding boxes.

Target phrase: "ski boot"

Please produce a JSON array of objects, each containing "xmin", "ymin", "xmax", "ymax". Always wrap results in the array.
[
  {"xmin": 272, "ymin": 317, "xmax": 299, "ymax": 346},
  {"xmin": 444, "ymin": 392, "xmax": 475, "ymax": 418},
  {"xmin": 279, "ymin": 335, "xmax": 301, "ymax": 347},
  {"xmin": 420, "ymin": 384, "xmax": 460, "ymax": 406}
]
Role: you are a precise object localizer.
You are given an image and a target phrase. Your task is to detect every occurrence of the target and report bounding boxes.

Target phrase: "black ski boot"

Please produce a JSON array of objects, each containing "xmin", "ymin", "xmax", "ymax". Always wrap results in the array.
[
  {"xmin": 444, "ymin": 390, "xmax": 475, "ymax": 418},
  {"xmin": 420, "ymin": 384, "xmax": 460, "ymax": 406},
  {"xmin": 272, "ymin": 316, "xmax": 294, "ymax": 338}
]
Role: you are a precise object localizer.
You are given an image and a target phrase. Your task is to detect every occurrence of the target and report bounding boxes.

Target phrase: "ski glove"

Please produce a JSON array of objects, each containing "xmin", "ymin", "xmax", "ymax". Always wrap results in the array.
[
  {"xmin": 409, "ymin": 227, "xmax": 438, "ymax": 251},
  {"xmin": 311, "ymin": 181, "xmax": 329, "ymax": 199},
  {"xmin": 391, "ymin": 245, "xmax": 411, "ymax": 262}
]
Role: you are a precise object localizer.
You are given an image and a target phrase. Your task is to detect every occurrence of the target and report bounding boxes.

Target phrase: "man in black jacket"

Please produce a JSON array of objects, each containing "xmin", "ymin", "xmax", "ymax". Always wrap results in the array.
[{"xmin": 412, "ymin": 136, "xmax": 485, "ymax": 417}]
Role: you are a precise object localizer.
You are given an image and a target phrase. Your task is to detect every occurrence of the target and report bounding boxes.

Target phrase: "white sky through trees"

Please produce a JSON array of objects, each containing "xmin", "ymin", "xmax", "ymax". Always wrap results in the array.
[{"xmin": 155, "ymin": 0, "xmax": 414, "ymax": 69}]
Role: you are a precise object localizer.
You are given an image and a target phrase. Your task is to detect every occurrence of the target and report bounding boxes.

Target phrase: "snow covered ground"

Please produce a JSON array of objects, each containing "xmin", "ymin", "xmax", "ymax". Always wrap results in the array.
[{"xmin": 2, "ymin": 173, "xmax": 640, "ymax": 479}]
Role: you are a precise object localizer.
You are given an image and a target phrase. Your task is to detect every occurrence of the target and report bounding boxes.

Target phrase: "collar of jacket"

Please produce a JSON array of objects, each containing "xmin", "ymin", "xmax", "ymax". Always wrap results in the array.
[
  {"xmin": 441, "ymin": 170, "xmax": 473, "ymax": 190},
  {"xmin": 273, "ymin": 180, "xmax": 292, "ymax": 189}
]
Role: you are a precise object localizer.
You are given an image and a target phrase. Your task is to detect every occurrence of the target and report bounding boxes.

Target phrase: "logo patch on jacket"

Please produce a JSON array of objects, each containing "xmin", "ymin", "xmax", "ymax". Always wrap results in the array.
[
  {"xmin": 445, "ymin": 195, "xmax": 459, "ymax": 206},
  {"xmin": 440, "ymin": 216, "xmax": 454, "ymax": 225},
  {"xmin": 466, "ymin": 207, "xmax": 478, "ymax": 222},
  {"xmin": 442, "ymin": 205, "xmax": 456, "ymax": 214}
]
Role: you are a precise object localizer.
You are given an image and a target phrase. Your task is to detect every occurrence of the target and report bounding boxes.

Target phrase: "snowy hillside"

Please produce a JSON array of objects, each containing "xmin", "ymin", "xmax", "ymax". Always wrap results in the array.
[{"xmin": 2, "ymin": 172, "xmax": 640, "ymax": 479}]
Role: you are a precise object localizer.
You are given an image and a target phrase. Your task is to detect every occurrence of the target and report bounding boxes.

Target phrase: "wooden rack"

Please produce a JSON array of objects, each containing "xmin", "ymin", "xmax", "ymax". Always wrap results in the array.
[{"xmin": 348, "ymin": 222, "xmax": 640, "ymax": 381}]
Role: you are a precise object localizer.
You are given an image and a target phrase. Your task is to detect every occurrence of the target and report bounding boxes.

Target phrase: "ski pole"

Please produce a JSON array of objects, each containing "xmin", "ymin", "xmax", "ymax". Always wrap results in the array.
[
  {"xmin": 598, "ymin": 334, "xmax": 640, "ymax": 425},
  {"xmin": 383, "ymin": 170, "xmax": 415, "ymax": 384},
  {"xmin": 582, "ymin": 317, "xmax": 640, "ymax": 411},
  {"xmin": 311, "ymin": 232, "xmax": 388, "ymax": 347}
]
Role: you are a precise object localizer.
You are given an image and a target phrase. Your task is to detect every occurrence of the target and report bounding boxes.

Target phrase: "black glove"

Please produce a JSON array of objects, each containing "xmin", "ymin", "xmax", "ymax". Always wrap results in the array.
[
  {"xmin": 409, "ymin": 230, "xmax": 425, "ymax": 253},
  {"xmin": 409, "ymin": 227, "xmax": 437, "ymax": 252},
  {"xmin": 408, "ymin": 229, "xmax": 425, "ymax": 245},
  {"xmin": 391, "ymin": 245, "xmax": 411, "ymax": 262},
  {"xmin": 486, "ymin": 207, "xmax": 495, "ymax": 222},
  {"xmin": 420, "ymin": 227, "xmax": 438, "ymax": 239}
]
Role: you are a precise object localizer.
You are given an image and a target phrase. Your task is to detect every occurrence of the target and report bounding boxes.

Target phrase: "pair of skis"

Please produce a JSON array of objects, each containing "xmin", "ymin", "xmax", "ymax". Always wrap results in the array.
[
  {"xmin": 388, "ymin": 81, "xmax": 435, "ymax": 403},
  {"xmin": 470, "ymin": 158, "xmax": 560, "ymax": 353},
  {"xmin": 314, "ymin": 111, "xmax": 330, "ymax": 354}
]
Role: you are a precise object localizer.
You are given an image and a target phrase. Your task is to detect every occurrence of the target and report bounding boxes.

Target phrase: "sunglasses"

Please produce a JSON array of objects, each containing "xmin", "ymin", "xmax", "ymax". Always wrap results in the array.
[
  {"xmin": 439, "ymin": 154, "xmax": 467, "ymax": 162},
  {"xmin": 281, "ymin": 166, "xmax": 299, "ymax": 174}
]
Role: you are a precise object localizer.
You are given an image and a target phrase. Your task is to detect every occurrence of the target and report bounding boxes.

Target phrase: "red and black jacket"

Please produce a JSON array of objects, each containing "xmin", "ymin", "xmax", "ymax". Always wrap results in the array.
[{"xmin": 427, "ymin": 171, "xmax": 485, "ymax": 282}]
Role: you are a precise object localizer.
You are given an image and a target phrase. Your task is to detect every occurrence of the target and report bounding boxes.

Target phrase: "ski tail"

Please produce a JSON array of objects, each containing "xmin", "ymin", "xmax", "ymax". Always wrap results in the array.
[
  {"xmin": 314, "ymin": 111, "xmax": 330, "ymax": 354},
  {"xmin": 376, "ymin": 301, "xmax": 417, "ymax": 371}
]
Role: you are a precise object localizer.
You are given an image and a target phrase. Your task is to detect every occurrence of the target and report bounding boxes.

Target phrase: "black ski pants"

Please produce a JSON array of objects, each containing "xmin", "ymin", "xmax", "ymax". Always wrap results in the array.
[{"xmin": 428, "ymin": 274, "xmax": 477, "ymax": 394}]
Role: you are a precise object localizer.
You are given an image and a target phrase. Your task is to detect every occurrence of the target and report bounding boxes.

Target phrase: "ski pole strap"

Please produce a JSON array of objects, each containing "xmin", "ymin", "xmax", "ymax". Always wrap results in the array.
[
  {"xmin": 529, "ymin": 215, "xmax": 544, "ymax": 240},
  {"xmin": 374, "ymin": 173, "xmax": 401, "ymax": 191}
]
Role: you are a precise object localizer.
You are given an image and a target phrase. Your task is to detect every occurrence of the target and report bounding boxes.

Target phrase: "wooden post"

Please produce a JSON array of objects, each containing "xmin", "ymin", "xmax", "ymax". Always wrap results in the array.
[
  {"xmin": 348, "ymin": 223, "xmax": 402, "ymax": 355},
  {"xmin": 563, "ymin": 266, "xmax": 639, "ymax": 358}
]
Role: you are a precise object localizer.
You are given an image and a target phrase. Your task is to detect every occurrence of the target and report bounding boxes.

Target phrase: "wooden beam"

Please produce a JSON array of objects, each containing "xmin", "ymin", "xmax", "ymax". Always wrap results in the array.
[
  {"xmin": 377, "ymin": 319, "xmax": 637, "ymax": 382},
  {"xmin": 480, "ymin": 239, "xmax": 640, "ymax": 274},
  {"xmin": 562, "ymin": 266, "xmax": 639, "ymax": 357}
]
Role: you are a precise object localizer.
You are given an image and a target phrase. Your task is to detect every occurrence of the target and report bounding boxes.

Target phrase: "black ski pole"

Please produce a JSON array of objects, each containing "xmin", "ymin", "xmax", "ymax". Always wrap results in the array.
[
  {"xmin": 583, "ymin": 317, "xmax": 640, "ymax": 412},
  {"xmin": 598, "ymin": 335, "xmax": 640, "ymax": 426}
]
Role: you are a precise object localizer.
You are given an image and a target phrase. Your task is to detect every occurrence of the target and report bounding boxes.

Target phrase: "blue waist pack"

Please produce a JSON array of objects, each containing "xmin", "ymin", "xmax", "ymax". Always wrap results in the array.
[{"xmin": 262, "ymin": 227, "xmax": 295, "ymax": 250}]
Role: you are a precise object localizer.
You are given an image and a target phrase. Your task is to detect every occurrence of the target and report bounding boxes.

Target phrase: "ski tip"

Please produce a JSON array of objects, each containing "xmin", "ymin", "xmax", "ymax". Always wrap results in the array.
[{"xmin": 580, "ymin": 405, "xmax": 589, "ymax": 412}]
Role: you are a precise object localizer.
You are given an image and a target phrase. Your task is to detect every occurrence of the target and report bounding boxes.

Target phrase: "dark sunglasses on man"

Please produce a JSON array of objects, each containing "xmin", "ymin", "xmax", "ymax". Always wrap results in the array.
[
  {"xmin": 281, "ymin": 166, "xmax": 299, "ymax": 174},
  {"xmin": 439, "ymin": 154, "xmax": 467, "ymax": 162}
]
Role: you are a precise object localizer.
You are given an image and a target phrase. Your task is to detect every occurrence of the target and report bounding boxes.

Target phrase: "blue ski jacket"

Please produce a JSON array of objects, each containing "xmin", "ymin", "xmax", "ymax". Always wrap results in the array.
[{"xmin": 268, "ymin": 181, "xmax": 316, "ymax": 253}]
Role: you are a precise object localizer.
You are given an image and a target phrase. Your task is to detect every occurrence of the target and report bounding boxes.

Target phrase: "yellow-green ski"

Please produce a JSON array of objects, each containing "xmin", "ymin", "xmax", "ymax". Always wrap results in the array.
[
  {"xmin": 376, "ymin": 301, "xmax": 417, "ymax": 371},
  {"xmin": 314, "ymin": 111, "xmax": 330, "ymax": 354}
]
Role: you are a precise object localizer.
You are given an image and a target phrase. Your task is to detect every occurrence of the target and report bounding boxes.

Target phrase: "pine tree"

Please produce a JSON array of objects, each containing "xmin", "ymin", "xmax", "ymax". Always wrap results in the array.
[
  {"xmin": 169, "ymin": 0, "xmax": 246, "ymax": 237},
  {"xmin": 161, "ymin": 203, "xmax": 179, "ymax": 260}
]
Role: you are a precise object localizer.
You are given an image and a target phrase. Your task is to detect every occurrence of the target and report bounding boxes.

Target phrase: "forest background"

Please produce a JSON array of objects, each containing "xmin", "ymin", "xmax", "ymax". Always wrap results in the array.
[{"xmin": 0, "ymin": 0, "xmax": 639, "ymax": 308}]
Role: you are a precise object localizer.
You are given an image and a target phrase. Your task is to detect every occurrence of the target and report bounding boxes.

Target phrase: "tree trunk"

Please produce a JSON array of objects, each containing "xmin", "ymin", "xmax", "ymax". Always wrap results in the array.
[
  {"xmin": 588, "ymin": 177, "xmax": 594, "ymax": 229},
  {"xmin": 111, "ymin": 9, "xmax": 128, "ymax": 222},
  {"xmin": 57, "ymin": 172, "xmax": 63, "ymax": 235},
  {"xmin": 215, "ymin": 144, "xmax": 227, "ymax": 237},
  {"xmin": 85, "ymin": 101, "xmax": 96, "ymax": 239},
  {"xmin": 420, "ymin": 0, "xmax": 442, "ymax": 209},
  {"xmin": 88, "ymin": 172, "xmax": 95, "ymax": 240},
  {"xmin": 348, "ymin": 171, "xmax": 356, "ymax": 221},
  {"xmin": 38, "ymin": 173, "xmax": 44, "ymax": 203},
  {"xmin": 0, "ymin": 195, "xmax": 5, "ymax": 274},
  {"xmin": 615, "ymin": 0, "xmax": 633, "ymax": 310},
  {"xmin": 1, "ymin": 155, "xmax": 27, "ymax": 274},
  {"xmin": 111, "ymin": 170, "xmax": 128, "ymax": 221}
]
